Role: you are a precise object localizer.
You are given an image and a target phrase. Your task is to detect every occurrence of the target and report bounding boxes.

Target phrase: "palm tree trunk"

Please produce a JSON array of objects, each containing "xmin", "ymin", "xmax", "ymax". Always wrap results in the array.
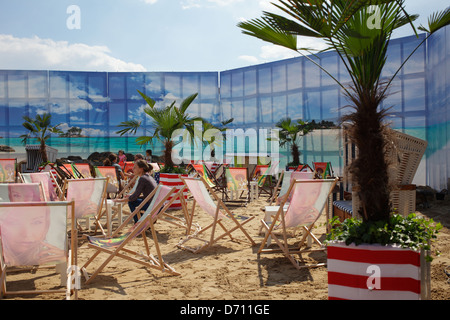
[
  {"xmin": 164, "ymin": 140, "xmax": 174, "ymax": 169},
  {"xmin": 291, "ymin": 144, "xmax": 301, "ymax": 166},
  {"xmin": 351, "ymin": 101, "xmax": 391, "ymax": 222},
  {"xmin": 40, "ymin": 141, "xmax": 48, "ymax": 164}
]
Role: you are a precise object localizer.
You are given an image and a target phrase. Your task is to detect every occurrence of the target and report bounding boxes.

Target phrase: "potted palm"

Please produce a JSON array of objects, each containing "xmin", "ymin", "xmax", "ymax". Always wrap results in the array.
[
  {"xmin": 20, "ymin": 113, "xmax": 62, "ymax": 170},
  {"xmin": 117, "ymin": 90, "xmax": 210, "ymax": 208},
  {"xmin": 272, "ymin": 117, "xmax": 313, "ymax": 168},
  {"xmin": 238, "ymin": 0, "xmax": 448, "ymax": 299}
]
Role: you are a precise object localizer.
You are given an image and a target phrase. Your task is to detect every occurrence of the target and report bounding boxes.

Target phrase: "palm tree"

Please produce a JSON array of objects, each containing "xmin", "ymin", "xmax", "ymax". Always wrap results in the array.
[
  {"xmin": 116, "ymin": 90, "xmax": 205, "ymax": 171},
  {"xmin": 238, "ymin": 0, "xmax": 450, "ymax": 222},
  {"xmin": 20, "ymin": 113, "xmax": 63, "ymax": 164},
  {"xmin": 273, "ymin": 117, "xmax": 313, "ymax": 166}
]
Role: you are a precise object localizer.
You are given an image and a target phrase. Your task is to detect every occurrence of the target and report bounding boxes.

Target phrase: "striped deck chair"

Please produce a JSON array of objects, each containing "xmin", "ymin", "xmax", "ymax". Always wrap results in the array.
[
  {"xmin": 81, "ymin": 185, "xmax": 181, "ymax": 284},
  {"xmin": 259, "ymin": 178, "xmax": 338, "ymax": 269},
  {"xmin": 73, "ymin": 163, "xmax": 93, "ymax": 178},
  {"xmin": 192, "ymin": 164, "xmax": 215, "ymax": 188},
  {"xmin": 20, "ymin": 172, "xmax": 62, "ymax": 201},
  {"xmin": 225, "ymin": 167, "xmax": 249, "ymax": 202},
  {"xmin": 0, "ymin": 201, "xmax": 78, "ymax": 300},
  {"xmin": 177, "ymin": 176, "xmax": 256, "ymax": 253},
  {"xmin": 0, "ymin": 183, "xmax": 46, "ymax": 202},
  {"xmin": 61, "ymin": 163, "xmax": 78, "ymax": 179}
]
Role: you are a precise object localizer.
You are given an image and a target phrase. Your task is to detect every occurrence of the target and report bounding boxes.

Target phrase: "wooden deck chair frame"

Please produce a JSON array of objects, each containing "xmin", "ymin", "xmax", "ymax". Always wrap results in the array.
[
  {"xmin": 81, "ymin": 185, "xmax": 182, "ymax": 284},
  {"xmin": 177, "ymin": 176, "xmax": 256, "ymax": 254},
  {"xmin": 206, "ymin": 163, "xmax": 229, "ymax": 201},
  {"xmin": 0, "ymin": 158, "xmax": 17, "ymax": 183},
  {"xmin": 0, "ymin": 201, "xmax": 78, "ymax": 300},
  {"xmin": 259, "ymin": 178, "xmax": 338, "ymax": 269},
  {"xmin": 64, "ymin": 177, "xmax": 109, "ymax": 237}
]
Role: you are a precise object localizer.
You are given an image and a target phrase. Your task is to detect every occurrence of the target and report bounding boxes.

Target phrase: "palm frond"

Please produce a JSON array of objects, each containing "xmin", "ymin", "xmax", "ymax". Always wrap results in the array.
[{"xmin": 418, "ymin": 7, "xmax": 450, "ymax": 34}]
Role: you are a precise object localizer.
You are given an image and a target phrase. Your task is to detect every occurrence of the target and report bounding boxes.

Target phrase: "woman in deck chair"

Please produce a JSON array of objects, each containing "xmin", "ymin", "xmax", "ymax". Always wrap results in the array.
[{"xmin": 115, "ymin": 160, "xmax": 157, "ymax": 223}]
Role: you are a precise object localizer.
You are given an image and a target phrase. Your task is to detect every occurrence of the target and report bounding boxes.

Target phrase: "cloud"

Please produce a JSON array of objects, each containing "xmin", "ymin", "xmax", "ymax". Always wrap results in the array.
[
  {"xmin": 181, "ymin": 0, "xmax": 244, "ymax": 9},
  {"xmin": 140, "ymin": 0, "xmax": 158, "ymax": 4},
  {"xmin": 0, "ymin": 34, "xmax": 147, "ymax": 72}
]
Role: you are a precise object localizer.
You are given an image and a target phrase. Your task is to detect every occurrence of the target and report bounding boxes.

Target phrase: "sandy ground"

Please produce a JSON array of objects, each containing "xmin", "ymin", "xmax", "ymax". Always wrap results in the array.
[{"xmin": 3, "ymin": 191, "xmax": 450, "ymax": 301}]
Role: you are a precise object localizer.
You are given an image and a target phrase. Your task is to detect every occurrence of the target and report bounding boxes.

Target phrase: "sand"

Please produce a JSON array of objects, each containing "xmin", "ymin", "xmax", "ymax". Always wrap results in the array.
[{"xmin": 3, "ymin": 193, "xmax": 450, "ymax": 301}]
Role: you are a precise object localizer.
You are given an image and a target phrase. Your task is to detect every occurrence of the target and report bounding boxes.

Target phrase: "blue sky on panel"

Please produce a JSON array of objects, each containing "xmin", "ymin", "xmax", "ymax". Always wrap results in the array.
[{"xmin": 0, "ymin": 0, "xmax": 448, "ymax": 72}]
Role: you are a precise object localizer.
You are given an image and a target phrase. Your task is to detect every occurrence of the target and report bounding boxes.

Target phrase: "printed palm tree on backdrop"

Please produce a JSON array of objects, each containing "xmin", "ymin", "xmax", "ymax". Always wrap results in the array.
[
  {"xmin": 116, "ymin": 90, "xmax": 208, "ymax": 172},
  {"xmin": 20, "ymin": 113, "xmax": 63, "ymax": 164},
  {"xmin": 273, "ymin": 117, "xmax": 313, "ymax": 167},
  {"xmin": 238, "ymin": 0, "xmax": 450, "ymax": 223}
]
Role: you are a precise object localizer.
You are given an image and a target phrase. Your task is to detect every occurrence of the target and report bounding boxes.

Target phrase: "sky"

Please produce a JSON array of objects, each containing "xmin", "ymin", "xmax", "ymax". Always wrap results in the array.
[{"xmin": 0, "ymin": 0, "xmax": 448, "ymax": 73}]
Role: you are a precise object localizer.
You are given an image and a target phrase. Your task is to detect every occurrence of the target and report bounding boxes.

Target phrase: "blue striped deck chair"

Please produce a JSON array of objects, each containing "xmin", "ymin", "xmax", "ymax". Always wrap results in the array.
[
  {"xmin": 81, "ymin": 184, "xmax": 182, "ymax": 284},
  {"xmin": 177, "ymin": 176, "xmax": 256, "ymax": 253}
]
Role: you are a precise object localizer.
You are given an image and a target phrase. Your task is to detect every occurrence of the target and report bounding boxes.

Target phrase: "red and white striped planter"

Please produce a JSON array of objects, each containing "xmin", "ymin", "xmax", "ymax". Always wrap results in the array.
[
  {"xmin": 158, "ymin": 173, "xmax": 188, "ymax": 209},
  {"xmin": 327, "ymin": 242, "xmax": 430, "ymax": 300}
]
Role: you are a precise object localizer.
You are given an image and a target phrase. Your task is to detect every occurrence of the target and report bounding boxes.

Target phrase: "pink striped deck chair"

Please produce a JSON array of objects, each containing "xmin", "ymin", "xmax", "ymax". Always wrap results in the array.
[
  {"xmin": 259, "ymin": 178, "xmax": 338, "ymax": 269},
  {"xmin": 81, "ymin": 185, "xmax": 182, "ymax": 284},
  {"xmin": 177, "ymin": 176, "xmax": 256, "ymax": 253},
  {"xmin": 0, "ymin": 201, "xmax": 78, "ymax": 300}
]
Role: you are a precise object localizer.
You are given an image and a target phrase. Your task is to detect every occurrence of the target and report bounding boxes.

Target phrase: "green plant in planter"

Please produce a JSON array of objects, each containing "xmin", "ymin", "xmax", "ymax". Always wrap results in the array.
[
  {"xmin": 271, "ymin": 117, "xmax": 313, "ymax": 167},
  {"xmin": 20, "ymin": 113, "xmax": 63, "ymax": 163},
  {"xmin": 238, "ymin": 1, "xmax": 449, "ymax": 246},
  {"xmin": 327, "ymin": 214, "xmax": 442, "ymax": 261},
  {"xmin": 117, "ymin": 91, "xmax": 214, "ymax": 174}
]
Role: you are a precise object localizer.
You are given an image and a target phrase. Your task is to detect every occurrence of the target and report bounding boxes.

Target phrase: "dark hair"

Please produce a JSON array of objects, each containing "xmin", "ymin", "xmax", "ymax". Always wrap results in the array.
[
  {"xmin": 134, "ymin": 153, "xmax": 144, "ymax": 160},
  {"xmin": 108, "ymin": 153, "xmax": 118, "ymax": 162},
  {"xmin": 146, "ymin": 150, "xmax": 152, "ymax": 156},
  {"xmin": 135, "ymin": 159, "xmax": 152, "ymax": 173},
  {"xmin": 103, "ymin": 158, "xmax": 112, "ymax": 166}
]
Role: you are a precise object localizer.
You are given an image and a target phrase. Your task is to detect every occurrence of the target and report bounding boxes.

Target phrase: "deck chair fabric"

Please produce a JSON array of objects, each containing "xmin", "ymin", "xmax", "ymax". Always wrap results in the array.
[
  {"xmin": 0, "ymin": 201, "xmax": 78, "ymax": 300},
  {"xmin": 95, "ymin": 166, "xmax": 121, "ymax": 196},
  {"xmin": 192, "ymin": 164, "xmax": 215, "ymax": 188},
  {"xmin": 177, "ymin": 176, "xmax": 256, "ymax": 253},
  {"xmin": 81, "ymin": 185, "xmax": 181, "ymax": 284},
  {"xmin": 65, "ymin": 178, "xmax": 108, "ymax": 236},
  {"xmin": 225, "ymin": 167, "xmax": 249, "ymax": 201},
  {"xmin": 313, "ymin": 162, "xmax": 334, "ymax": 179},
  {"xmin": 0, "ymin": 183, "xmax": 46, "ymax": 202},
  {"xmin": 0, "ymin": 159, "xmax": 16, "ymax": 183},
  {"xmin": 20, "ymin": 172, "xmax": 61, "ymax": 201},
  {"xmin": 73, "ymin": 163, "xmax": 93, "ymax": 178},
  {"xmin": 273, "ymin": 171, "xmax": 315, "ymax": 205},
  {"xmin": 259, "ymin": 178, "xmax": 338, "ymax": 269}
]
